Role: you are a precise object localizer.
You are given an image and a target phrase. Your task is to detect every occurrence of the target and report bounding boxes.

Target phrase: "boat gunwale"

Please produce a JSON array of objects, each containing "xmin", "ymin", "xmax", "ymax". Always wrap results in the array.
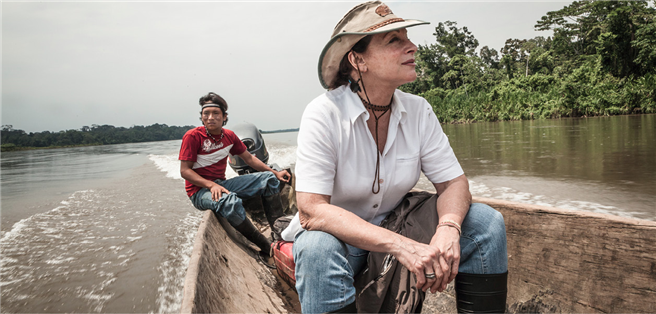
[{"xmin": 180, "ymin": 210, "xmax": 211, "ymax": 314}]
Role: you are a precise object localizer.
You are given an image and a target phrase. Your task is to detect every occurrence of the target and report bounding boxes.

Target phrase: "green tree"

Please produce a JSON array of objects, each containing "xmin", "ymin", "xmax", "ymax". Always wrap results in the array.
[
  {"xmin": 536, "ymin": 0, "xmax": 655, "ymax": 77},
  {"xmin": 409, "ymin": 21, "xmax": 480, "ymax": 93}
]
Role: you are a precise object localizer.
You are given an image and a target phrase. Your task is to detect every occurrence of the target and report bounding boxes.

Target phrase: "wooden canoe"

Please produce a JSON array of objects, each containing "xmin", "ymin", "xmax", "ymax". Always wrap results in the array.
[{"xmin": 181, "ymin": 186, "xmax": 656, "ymax": 313}]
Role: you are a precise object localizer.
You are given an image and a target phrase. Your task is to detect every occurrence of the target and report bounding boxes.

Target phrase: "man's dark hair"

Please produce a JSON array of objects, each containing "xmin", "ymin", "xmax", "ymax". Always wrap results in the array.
[
  {"xmin": 199, "ymin": 92, "xmax": 229, "ymax": 125},
  {"xmin": 332, "ymin": 35, "xmax": 373, "ymax": 89}
]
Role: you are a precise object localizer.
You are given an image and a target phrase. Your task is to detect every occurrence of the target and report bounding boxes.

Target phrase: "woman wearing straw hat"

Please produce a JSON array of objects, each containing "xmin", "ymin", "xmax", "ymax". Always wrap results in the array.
[{"xmin": 281, "ymin": 1, "xmax": 508, "ymax": 313}]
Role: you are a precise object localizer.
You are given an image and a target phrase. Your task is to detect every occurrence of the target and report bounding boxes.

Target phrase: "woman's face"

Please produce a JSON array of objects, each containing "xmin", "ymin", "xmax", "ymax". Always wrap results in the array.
[{"xmin": 358, "ymin": 28, "xmax": 418, "ymax": 88}]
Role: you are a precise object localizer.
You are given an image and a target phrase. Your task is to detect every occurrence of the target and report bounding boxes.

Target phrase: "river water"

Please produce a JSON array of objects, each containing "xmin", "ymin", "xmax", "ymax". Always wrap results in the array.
[{"xmin": 1, "ymin": 114, "xmax": 654, "ymax": 313}]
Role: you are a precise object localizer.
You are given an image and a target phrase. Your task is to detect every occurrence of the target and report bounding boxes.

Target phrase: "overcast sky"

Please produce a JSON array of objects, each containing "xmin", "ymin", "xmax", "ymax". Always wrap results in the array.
[{"xmin": 3, "ymin": 0, "xmax": 570, "ymax": 133}]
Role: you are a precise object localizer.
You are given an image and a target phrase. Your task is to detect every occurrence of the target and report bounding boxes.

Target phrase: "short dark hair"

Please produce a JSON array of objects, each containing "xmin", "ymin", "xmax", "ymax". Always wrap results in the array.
[
  {"xmin": 199, "ymin": 92, "xmax": 229, "ymax": 125},
  {"xmin": 331, "ymin": 35, "xmax": 373, "ymax": 89}
]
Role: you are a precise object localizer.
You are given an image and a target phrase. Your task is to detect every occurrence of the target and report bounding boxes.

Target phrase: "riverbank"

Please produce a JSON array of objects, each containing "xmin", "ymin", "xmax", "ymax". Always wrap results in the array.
[
  {"xmin": 421, "ymin": 74, "xmax": 656, "ymax": 124},
  {"xmin": 1, "ymin": 143, "xmax": 102, "ymax": 152},
  {"xmin": 0, "ymin": 126, "xmax": 300, "ymax": 152},
  {"xmin": 0, "ymin": 123, "xmax": 194, "ymax": 152}
]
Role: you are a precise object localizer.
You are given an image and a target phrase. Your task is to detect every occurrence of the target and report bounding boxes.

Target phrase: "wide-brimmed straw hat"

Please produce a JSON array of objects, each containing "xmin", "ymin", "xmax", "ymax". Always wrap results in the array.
[{"xmin": 318, "ymin": 1, "xmax": 429, "ymax": 89}]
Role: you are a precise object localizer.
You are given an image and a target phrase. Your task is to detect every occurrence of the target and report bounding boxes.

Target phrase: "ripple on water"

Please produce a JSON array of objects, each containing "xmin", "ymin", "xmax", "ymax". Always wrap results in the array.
[{"xmin": 0, "ymin": 188, "xmax": 152, "ymax": 312}]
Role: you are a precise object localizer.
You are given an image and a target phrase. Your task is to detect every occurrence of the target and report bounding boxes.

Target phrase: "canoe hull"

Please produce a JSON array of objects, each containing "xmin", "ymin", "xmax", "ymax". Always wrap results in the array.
[{"xmin": 181, "ymin": 194, "xmax": 656, "ymax": 313}]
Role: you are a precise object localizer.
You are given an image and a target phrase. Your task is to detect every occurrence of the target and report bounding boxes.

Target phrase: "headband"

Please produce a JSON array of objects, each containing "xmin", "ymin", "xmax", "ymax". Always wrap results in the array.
[{"xmin": 201, "ymin": 104, "xmax": 223, "ymax": 110}]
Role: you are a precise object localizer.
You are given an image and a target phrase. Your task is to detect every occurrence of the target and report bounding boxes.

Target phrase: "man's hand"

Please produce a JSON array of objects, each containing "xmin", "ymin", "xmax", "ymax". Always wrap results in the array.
[
  {"xmin": 275, "ymin": 169, "xmax": 291, "ymax": 183},
  {"xmin": 210, "ymin": 183, "xmax": 230, "ymax": 201},
  {"xmin": 238, "ymin": 151, "xmax": 291, "ymax": 184}
]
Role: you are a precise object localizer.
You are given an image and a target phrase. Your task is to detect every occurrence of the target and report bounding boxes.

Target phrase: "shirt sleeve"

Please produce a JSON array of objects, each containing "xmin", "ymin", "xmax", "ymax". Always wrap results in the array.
[
  {"xmin": 227, "ymin": 131, "xmax": 247, "ymax": 156},
  {"xmin": 419, "ymin": 101, "xmax": 464, "ymax": 183},
  {"xmin": 295, "ymin": 101, "xmax": 338, "ymax": 196},
  {"xmin": 179, "ymin": 130, "xmax": 200, "ymax": 162}
]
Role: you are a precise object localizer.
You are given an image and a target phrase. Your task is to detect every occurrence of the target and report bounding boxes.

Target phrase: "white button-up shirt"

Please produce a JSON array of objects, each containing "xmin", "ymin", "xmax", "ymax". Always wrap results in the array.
[{"xmin": 281, "ymin": 85, "xmax": 463, "ymax": 241}]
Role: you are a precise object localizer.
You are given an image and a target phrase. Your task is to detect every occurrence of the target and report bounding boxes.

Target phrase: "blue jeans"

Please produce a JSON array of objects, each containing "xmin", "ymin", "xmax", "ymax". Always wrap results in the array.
[
  {"xmin": 293, "ymin": 203, "xmax": 508, "ymax": 313},
  {"xmin": 189, "ymin": 172, "xmax": 281, "ymax": 226}
]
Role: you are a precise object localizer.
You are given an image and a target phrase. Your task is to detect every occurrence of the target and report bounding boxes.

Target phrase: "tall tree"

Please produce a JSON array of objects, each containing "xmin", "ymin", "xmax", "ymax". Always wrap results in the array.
[
  {"xmin": 413, "ymin": 21, "xmax": 480, "ymax": 92},
  {"xmin": 536, "ymin": 0, "xmax": 655, "ymax": 77}
]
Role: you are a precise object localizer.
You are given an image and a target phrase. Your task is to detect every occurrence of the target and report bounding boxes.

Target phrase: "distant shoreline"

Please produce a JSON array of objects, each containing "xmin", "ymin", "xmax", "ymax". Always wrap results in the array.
[
  {"xmin": 0, "ymin": 128, "xmax": 302, "ymax": 152},
  {"xmin": 1, "ymin": 143, "xmax": 102, "ymax": 152},
  {"xmin": 260, "ymin": 128, "xmax": 299, "ymax": 134}
]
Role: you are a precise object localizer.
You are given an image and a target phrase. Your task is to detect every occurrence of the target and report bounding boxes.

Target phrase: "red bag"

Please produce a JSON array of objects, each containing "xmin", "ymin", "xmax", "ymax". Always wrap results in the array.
[{"xmin": 271, "ymin": 240, "xmax": 296, "ymax": 288}]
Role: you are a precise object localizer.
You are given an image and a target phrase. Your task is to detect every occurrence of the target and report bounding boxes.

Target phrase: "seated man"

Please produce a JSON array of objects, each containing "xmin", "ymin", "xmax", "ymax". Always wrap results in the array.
[{"xmin": 179, "ymin": 92, "xmax": 290, "ymax": 262}]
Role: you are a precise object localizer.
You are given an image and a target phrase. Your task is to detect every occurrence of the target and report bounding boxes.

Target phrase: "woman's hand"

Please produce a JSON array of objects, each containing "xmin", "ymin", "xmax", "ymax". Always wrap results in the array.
[
  {"xmin": 428, "ymin": 226, "xmax": 461, "ymax": 293},
  {"xmin": 210, "ymin": 183, "xmax": 230, "ymax": 201},
  {"xmin": 392, "ymin": 239, "xmax": 441, "ymax": 293},
  {"xmin": 392, "ymin": 226, "xmax": 460, "ymax": 294}
]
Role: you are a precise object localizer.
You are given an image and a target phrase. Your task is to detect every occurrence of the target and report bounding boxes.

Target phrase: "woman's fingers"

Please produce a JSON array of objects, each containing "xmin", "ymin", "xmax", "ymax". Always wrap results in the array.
[
  {"xmin": 424, "ymin": 227, "xmax": 461, "ymax": 292},
  {"xmin": 439, "ymin": 255, "xmax": 451, "ymax": 291},
  {"xmin": 396, "ymin": 240, "xmax": 457, "ymax": 293},
  {"xmin": 427, "ymin": 258, "xmax": 443, "ymax": 293},
  {"xmin": 413, "ymin": 245, "xmax": 443, "ymax": 292},
  {"xmin": 449, "ymin": 251, "xmax": 460, "ymax": 284},
  {"xmin": 414, "ymin": 256, "xmax": 430, "ymax": 291}
]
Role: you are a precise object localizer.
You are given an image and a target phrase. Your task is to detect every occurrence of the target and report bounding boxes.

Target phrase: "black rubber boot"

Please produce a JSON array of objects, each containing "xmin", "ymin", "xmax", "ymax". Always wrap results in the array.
[
  {"xmin": 455, "ymin": 272, "xmax": 508, "ymax": 313},
  {"xmin": 326, "ymin": 301, "xmax": 357, "ymax": 313},
  {"xmin": 233, "ymin": 218, "xmax": 272, "ymax": 256},
  {"xmin": 261, "ymin": 193, "xmax": 286, "ymax": 230}
]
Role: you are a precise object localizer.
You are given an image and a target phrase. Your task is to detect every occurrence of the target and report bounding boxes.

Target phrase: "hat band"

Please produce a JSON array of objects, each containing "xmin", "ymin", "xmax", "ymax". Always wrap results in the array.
[{"xmin": 364, "ymin": 18, "xmax": 405, "ymax": 32}]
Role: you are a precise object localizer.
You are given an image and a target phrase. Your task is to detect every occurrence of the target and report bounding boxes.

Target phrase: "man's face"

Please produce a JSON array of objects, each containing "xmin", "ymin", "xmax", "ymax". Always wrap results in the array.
[{"xmin": 201, "ymin": 106, "xmax": 225, "ymax": 133}]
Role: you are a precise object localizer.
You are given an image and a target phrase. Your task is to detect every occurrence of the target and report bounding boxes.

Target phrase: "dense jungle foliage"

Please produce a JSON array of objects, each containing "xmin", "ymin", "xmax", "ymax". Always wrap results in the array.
[
  {"xmin": 1, "ymin": 124, "xmax": 195, "ymax": 151},
  {"xmin": 400, "ymin": 0, "xmax": 656, "ymax": 123}
]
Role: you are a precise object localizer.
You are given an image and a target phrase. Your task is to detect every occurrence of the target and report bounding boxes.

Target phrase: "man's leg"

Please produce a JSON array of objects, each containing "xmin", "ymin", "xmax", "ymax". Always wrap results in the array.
[
  {"xmin": 189, "ymin": 185, "xmax": 271, "ymax": 257},
  {"xmin": 219, "ymin": 172, "xmax": 281, "ymax": 199},
  {"xmin": 456, "ymin": 203, "xmax": 508, "ymax": 313},
  {"xmin": 293, "ymin": 230, "xmax": 368, "ymax": 314},
  {"xmin": 221, "ymin": 172, "xmax": 286, "ymax": 232},
  {"xmin": 189, "ymin": 186, "xmax": 247, "ymax": 227}
]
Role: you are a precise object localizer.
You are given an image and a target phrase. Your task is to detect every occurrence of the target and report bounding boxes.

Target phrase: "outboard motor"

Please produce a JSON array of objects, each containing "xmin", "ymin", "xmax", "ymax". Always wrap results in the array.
[{"xmin": 228, "ymin": 122, "xmax": 279, "ymax": 175}]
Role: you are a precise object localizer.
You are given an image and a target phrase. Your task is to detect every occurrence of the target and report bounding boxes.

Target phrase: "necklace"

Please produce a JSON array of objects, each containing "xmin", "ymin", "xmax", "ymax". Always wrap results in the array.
[
  {"xmin": 357, "ymin": 92, "xmax": 392, "ymax": 195},
  {"xmin": 358, "ymin": 94, "xmax": 393, "ymax": 112},
  {"xmin": 206, "ymin": 127, "xmax": 224, "ymax": 143}
]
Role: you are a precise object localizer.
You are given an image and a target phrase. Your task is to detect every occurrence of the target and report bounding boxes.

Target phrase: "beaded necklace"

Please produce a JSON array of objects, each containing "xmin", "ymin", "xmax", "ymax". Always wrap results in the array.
[{"xmin": 206, "ymin": 127, "xmax": 224, "ymax": 143}]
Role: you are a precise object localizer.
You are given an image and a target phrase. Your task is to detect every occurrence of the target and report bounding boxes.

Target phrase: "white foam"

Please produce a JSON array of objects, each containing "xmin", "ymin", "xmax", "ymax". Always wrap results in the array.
[
  {"xmin": 46, "ymin": 257, "xmax": 76, "ymax": 265},
  {"xmin": 267, "ymin": 145, "xmax": 297, "ymax": 170},
  {"xmin": 149, "ymin": 154, "xmax": 182, "ymax": 180},
  {"xmin": 0, "ymin": 188, "xmax": 149, "ymax": 311},
  {"xmin": 0, "ymin": 278, "xmax": 25, "ymax": 288},
  {"xmin": 1, "ymin": 190, "xmax": 94, "ymax": 244},
  {"xmin": 155, "ymin": 212, "xmax": 202, "ymax": 314},
  {"xmin": 468, "ymin": 179, "xmax": 646, "ymax": 219},
  {"xmin": 1, "ymin": 219, "xmax": 30, "ymax": 244}
]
